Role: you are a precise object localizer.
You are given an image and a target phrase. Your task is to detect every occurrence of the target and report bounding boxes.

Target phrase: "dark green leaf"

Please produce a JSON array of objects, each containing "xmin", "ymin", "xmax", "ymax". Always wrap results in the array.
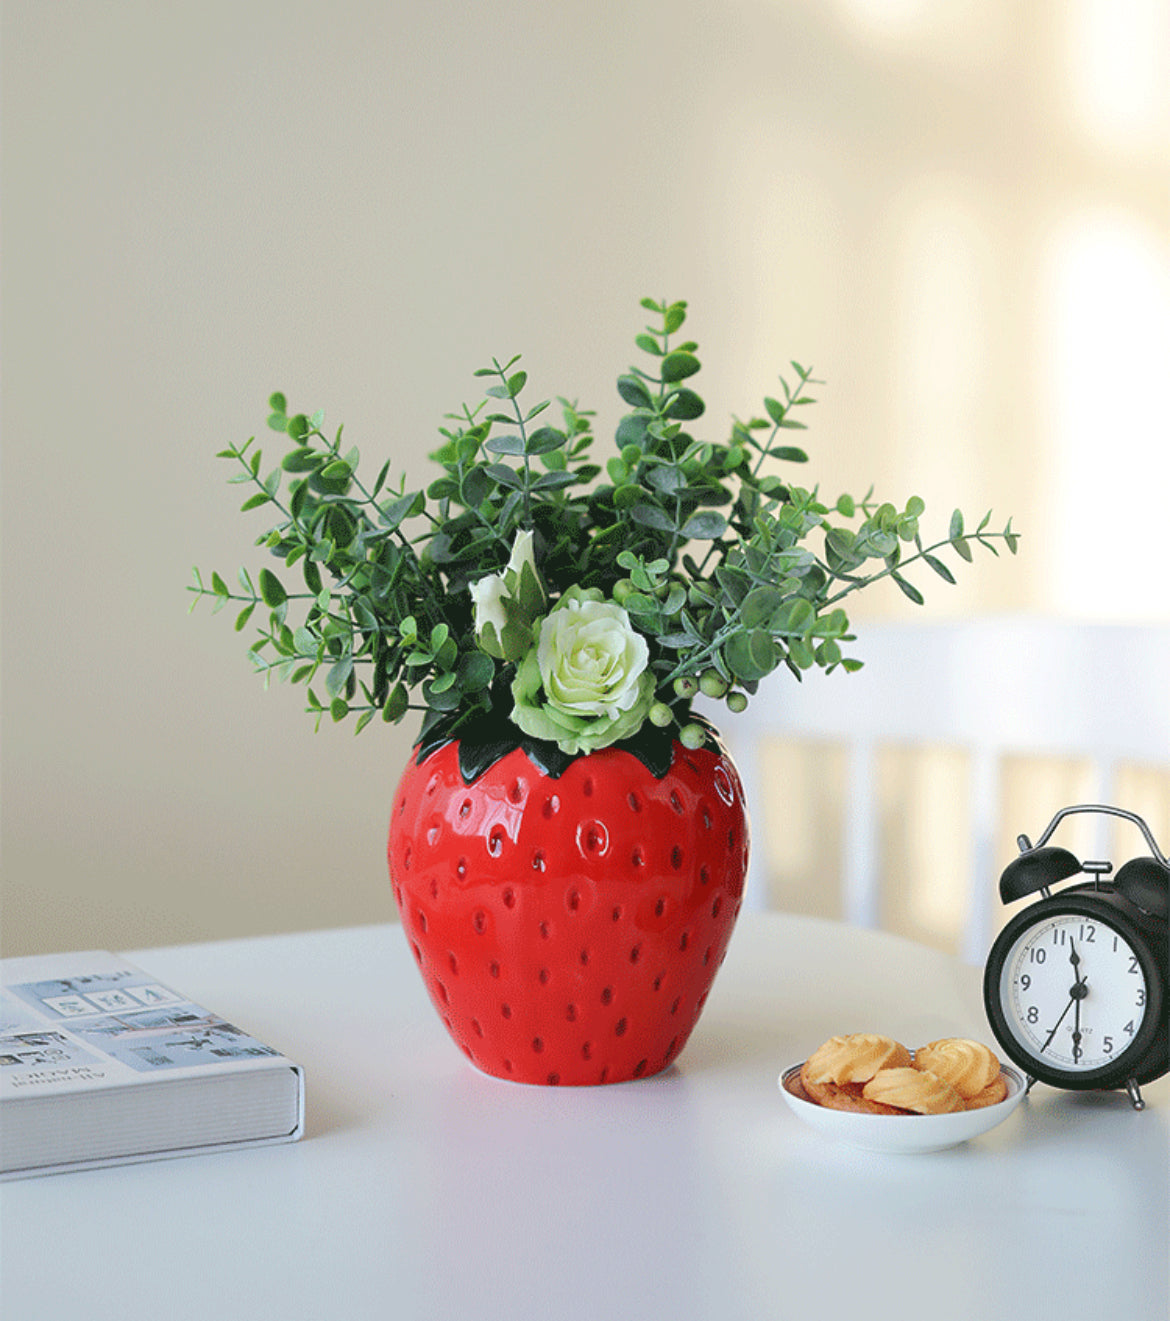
[
  {"xmin": 380, "ymin": 489, "xmax": 425, "ymax": 531},
  {"xmin": 382, "ymin": 682, "xmax": 409, "ymax": 723},
  {"xmin": 282, "ymin": 447, "xmax": 323, "ymax": 473},
  {"xmin": 484, "ymin": 463, "xmax": 523, "ymax": 490},
  {"xmin": 532, "ymin": 470, "xmax": 579, "ymax": 491},
  {"xmin": 892, "ymin": 572, "xmax": 925, "ymax": 605},
  {"xmin": 617, "ymin": 374, "xmax": 653, "ymax": 408},
  {"xmin": 664, "ymin": 388, "xmax": 705, "ymax": 420},
  {"xmin": 523, "ymin": 426, "xmax": 566, "ymax": 455},
  {"xmin": 660, "ymin": 351, "xmax": 700, "ymax": 383},
  {"xmin": 923, "ymin": 553, "xmax": 956, "ymax": 584},
  {"xmin": 258, "ymin": 568, "xmax": 287, "ymax": 608},
  {"xmin": 457, "ymin": 651, "xmax": 495, "ymax": 692}
]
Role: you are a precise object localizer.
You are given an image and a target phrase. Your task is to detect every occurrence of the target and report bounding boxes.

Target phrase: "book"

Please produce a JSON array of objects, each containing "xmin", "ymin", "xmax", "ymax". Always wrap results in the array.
[{"xmin": 0, "ymin": 950, "xmax": 304, "ymax": 1179}]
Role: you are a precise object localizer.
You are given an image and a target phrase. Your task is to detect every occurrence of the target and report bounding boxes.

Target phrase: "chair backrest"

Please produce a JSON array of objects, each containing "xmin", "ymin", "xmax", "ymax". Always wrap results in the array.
[{"xmin": 713, "ymin": 616, "xmax": 1170, "ymax": 963}]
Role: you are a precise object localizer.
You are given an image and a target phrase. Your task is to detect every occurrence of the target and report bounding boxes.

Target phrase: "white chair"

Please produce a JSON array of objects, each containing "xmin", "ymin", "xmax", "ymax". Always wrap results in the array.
[{"xmin": 713, "ymin": 617, "xmax": 1170, "ymax": 964}]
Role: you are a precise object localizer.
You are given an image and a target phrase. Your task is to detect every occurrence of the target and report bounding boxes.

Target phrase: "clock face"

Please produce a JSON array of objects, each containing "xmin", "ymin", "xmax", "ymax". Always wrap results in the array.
[{"xmin": 996, "ymin": 911, "xmax": 1150, "ymax": 1072}]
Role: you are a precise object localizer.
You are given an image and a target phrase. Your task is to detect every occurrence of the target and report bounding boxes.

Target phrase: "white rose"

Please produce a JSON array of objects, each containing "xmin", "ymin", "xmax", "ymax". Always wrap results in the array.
[
  {"xmin": 511, "ymin": 585, "xmax": 655, "ymax": 754},
  {"xmin": 538, "ymin": 593, "xmax": 649, "ymax": 719}
]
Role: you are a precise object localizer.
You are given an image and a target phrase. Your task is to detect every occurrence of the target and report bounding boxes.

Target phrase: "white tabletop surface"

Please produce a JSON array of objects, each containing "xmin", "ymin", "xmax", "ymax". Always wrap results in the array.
[{"xmin": 2, "ymin": 913, "xmax": 1166, "ymax": 1321}]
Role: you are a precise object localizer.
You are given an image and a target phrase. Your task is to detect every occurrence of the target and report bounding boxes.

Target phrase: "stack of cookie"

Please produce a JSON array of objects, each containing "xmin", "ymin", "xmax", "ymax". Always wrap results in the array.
[{"xmin": 796, "ymin": 1033, "xmax": 1008, "ymax": 1115}]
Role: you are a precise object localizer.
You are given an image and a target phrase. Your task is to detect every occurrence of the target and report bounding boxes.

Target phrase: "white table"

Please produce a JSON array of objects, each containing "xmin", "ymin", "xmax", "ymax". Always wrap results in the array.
[{"xmin": 2, "ymin": 914, "xmax": 1166, "ymax": 1320}]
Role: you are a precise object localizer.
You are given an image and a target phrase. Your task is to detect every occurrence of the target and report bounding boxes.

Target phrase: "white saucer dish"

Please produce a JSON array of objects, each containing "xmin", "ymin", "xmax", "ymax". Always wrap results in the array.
[{"xmin": 779, "ymin": 1061, "xmax": 1026, "ymax": 1154}]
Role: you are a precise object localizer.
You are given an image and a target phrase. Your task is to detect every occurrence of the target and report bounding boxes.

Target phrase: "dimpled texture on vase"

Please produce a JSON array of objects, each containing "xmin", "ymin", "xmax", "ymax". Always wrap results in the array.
[{"xmin": 388, "ymin": 737, "xmax": 749, "ymax": 1085}]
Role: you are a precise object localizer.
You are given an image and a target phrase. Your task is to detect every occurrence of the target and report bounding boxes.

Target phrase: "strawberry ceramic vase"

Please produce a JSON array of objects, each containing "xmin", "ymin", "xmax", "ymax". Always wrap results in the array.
[{"xmin": 387, "ymin": 724, "xmax": 749, "ymax": 1085}]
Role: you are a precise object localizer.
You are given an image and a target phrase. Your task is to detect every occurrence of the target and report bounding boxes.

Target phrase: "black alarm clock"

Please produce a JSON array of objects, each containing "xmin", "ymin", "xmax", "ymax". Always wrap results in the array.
[{"xmin": 983, "ymin": 804, "xmax": 1169, "ymax": 1110}]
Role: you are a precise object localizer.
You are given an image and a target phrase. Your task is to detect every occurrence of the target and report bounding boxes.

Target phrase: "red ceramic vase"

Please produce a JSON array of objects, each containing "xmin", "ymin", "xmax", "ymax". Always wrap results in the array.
[{"xmin": 387, "ymin": 733, "xmax": 749, "ymax": 1085}]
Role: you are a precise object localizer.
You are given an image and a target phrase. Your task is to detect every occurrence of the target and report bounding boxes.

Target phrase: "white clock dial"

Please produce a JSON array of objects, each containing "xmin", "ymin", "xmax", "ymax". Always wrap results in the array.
[{"xmin": 998, "ymin": 912, "xmax": 1149, "ymax": 1070}]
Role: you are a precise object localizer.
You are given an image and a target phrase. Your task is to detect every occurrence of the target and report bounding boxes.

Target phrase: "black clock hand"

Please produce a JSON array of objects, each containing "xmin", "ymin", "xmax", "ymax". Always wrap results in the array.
[
  {"xmin": 1069, "ymin": 940, "xmax": 1084, "ymax": 1062},
  {"xmin": 1040, "ymin": 994, "xmax": 1076, "ymax": 1054}
]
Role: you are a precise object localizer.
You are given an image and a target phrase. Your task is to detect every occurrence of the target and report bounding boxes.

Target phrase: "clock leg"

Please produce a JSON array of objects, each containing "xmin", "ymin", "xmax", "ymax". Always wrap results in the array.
[
  {"xmin": 1024, "ymin": 1074, "xmax": 1038, "ymax": 1095},
  {"xmin": 1124, "ymin": 1078, "xmax": 1145, "ymax": 1111}
]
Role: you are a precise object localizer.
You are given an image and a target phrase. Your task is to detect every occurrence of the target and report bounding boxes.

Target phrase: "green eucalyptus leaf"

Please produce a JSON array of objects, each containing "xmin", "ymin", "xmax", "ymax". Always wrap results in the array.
[
  {"xmin": 617, "ymin": 375, "xmax": 653, "ymax": 408},
  {"xmin": 457, "ymin": 651, "xmax": 495, "ymax": 692},
  {"xmin": 258, "ymin": 568, "xmax": 287, "ymax": 608},
  {"xmin": 923, "ymin": 553, "xmax": 957, "ymax": 584},
  {"xmin": 382, "ymin": 682, "xmax": 409, "ymax": 723},
  {"xmin": 660, "ymin": 351, "xmax": 700, "ymax": 382},
  {"xmin": 740, "ymin": 586, "xmax": 785, "ymax": 628},
  {"xmin": 325, "ymin": 655, "xmax": 354, "ymax": 698},
  {"xmin": 724, "ymin": 630, "xmax": 776, "ymax": 682},
  {"xmin": 664, "ymin": 388, "xmax": 705, "ymax": 420},
  {"xmin": 892, "ymin": 572, "xmax": 925, "ymax": 605},
  {"xmin": 630, "ymin": 504, "xmax": 675, "ymax": 533},
  {"xmin": 680, "ymin": 510, "xmax": 727, "ymax": 540},
  {"xmin": 532, "ymin": 470, "xmax": 579, "ymax": 491},
  {"xmin": 647, "ymin": 465, "xmax": 686, "ymax": 495},
  {"xmin": 282, "ymin": 447, "xmax": 322, "ymax": 473},
  {"xmin": 485, "ymin": 433, "xmax": 526, "ymax": 455},
  {"xmin": 523, "ymin": 426, "xmax": 566, "ymax": 455},
  {"xmin": 484, "ymin": 463, "xmax": 523, "ymax": 490}
]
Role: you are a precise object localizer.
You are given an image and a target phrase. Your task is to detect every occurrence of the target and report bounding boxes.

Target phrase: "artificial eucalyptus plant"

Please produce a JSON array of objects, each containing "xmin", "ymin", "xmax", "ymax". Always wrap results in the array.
[{"xmin": 191, "ymin": 297, "xmax": 1016, "ymax": 772}]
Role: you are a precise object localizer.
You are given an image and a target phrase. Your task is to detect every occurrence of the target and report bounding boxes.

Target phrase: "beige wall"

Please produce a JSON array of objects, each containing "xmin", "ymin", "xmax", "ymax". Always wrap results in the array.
[{"xmin": 3, "ymin": 0, "xmax": 1167, "ymax": 956}]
